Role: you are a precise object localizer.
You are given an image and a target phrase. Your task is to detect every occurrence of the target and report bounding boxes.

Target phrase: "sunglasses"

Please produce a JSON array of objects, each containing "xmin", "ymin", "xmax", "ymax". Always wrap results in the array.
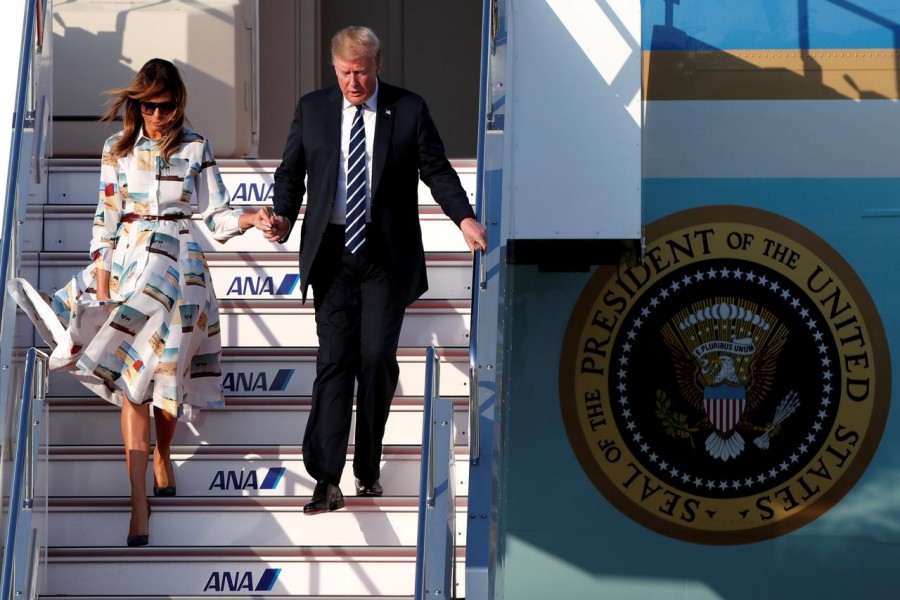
[{"xmin": 139, "ymin": 100, "xmax": 177, "ymax": 116}]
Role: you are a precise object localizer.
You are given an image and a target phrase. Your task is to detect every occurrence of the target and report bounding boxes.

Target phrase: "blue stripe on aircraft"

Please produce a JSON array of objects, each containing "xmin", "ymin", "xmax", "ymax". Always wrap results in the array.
[{"xmin": 643, "ymin": 0, "xmax": 900, "ymax": 50}]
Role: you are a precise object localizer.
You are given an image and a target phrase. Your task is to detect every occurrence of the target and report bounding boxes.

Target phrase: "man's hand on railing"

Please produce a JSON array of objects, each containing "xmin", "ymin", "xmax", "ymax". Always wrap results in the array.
[{"xmin": 460, "ymin": 217, "xmax": 487, "ymax": 252}]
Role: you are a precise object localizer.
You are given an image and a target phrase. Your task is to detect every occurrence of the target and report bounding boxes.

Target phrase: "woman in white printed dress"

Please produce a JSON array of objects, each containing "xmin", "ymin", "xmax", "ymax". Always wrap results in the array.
[{"xmin": 7, "ymin": 59, "xmax": 274, "ymax": 546}]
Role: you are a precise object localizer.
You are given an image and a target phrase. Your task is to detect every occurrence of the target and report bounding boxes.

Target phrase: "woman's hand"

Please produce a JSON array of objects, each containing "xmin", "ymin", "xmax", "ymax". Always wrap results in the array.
[
  {"xmin": 239, "ymin": 207, "xmax": 282, "ymax": 237},
  {"xmin": 254, "ymin": 206, "xmax": 275, "ymax": 232}
]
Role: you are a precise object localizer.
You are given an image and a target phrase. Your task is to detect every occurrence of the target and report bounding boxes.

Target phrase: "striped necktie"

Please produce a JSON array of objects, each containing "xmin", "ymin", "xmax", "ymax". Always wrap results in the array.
[{"xmin": 345, "ymin": 104, "xmax": 367, "ymax": 254}]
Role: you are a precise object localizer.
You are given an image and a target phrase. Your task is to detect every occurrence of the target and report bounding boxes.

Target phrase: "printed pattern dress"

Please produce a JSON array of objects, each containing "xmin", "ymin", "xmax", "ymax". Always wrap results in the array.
[{"xmin": 10, "ymin": 128, "xmax": 245, "ymax": 419}]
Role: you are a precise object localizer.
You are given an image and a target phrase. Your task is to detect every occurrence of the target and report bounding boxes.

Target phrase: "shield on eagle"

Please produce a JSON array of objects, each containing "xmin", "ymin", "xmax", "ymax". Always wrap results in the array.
[{"xmin": 703, "ymin": 383, "xmax": 747, "ymax": 433}]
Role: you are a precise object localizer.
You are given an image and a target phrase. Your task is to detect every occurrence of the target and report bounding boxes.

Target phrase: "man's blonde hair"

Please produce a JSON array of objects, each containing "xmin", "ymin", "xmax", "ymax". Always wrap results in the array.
[{"xmin": 331, "ymin": 26, "xmax": 382, "ymax": 67}]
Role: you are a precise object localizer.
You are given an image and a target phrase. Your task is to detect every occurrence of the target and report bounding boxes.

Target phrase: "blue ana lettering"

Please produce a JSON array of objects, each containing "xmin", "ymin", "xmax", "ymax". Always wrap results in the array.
[
  {"xmin": 203, "ymin": 571, "xmax": 254, "ymax": 592},
  {"xmin": 226, "ymin": 274, "xmax": 299, "ymax": 296},
  {"xmin": 204, "ymin": 569, "xmax": 281, "ymax": 592},
  {"xmin": 209, "ymin": 470, "xmax": 260, "ymax": 491},
  {"xmin": 222, "ymin": 369, "xmax": 294, "ymax": 393},
  {"xmin": 222, "ymin": 372, "xmax": 268, "ymax": 392},
  {"xmin": 230, "ymin": 182, "xmax": 275, "ymax": 203},
  {"xmin": 226, "ymin": 276, "xmax": 275, "ymax": 296}
]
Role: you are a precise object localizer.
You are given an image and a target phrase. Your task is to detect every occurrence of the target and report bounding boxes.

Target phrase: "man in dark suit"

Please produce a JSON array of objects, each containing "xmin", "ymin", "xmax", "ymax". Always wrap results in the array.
[{"xmin": 264, "ymin": 26, "xmax": 487, "ymax": 514}]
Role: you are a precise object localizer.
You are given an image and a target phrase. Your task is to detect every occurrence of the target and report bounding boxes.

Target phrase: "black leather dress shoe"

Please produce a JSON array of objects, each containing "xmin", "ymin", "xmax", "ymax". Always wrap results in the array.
[
  {"xmin": 303, "ymin": 480, "xmax": 345, "ymax": 514},
  {"xmin": 355, "ymin": 478, "xmax": 383, "ymax": 497}
]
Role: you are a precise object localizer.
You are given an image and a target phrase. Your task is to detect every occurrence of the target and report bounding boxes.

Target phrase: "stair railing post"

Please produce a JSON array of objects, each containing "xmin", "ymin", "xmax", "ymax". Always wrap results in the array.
[
  {"xmin": 415, "ymin": 347, "xmax": 456, "ymax": 598},
  {"xmin": 1, "ymin": 347, "xmax": 47, "ymax": 600}
]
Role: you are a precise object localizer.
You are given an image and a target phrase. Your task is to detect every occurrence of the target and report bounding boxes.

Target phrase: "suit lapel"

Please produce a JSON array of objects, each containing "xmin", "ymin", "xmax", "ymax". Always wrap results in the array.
[{"xmin": 372, "ymin": 81, "xmax": 394, "ymax": 201}]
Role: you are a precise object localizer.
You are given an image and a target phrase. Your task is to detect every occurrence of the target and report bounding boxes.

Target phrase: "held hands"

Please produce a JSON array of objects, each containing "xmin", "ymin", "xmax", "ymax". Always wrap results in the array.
[
  {"xmin": 256, "ymin": 206, "xmax": 289, "ymax": 242},
  {"xmin": 243, "ymin": 207, "xmax": 289, "ymax": 242},
  {"xmin": 460, "ymin": 217, "xmax": 488, "ymax": 253}
]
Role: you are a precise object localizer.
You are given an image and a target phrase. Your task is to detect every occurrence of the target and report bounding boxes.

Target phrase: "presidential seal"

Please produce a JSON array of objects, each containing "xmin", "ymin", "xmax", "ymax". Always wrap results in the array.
[{"xmin": 560, "ymin": 206, "xmax": 890, "ymax": 544}]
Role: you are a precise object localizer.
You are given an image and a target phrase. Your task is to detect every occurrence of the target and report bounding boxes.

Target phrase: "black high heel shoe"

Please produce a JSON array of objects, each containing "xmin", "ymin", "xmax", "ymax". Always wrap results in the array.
[
  {"xmin": 153, "ymin": 481, "xmax": 177, "ymax": 497},
  {"xmin": 126, "ymin": 502, "xmax": 151, "ymax": 547},
  {"xmin": 153, "ymin": 458, "xmax": 177, "ymax": 497}
]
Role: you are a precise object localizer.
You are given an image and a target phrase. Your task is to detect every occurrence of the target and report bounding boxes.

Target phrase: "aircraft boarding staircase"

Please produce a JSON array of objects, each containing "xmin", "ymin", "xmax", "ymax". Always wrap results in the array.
[
  {"xmin": 9, "ymin": 159, "xmax": 476, "ymax": 598},
  {"xmin": 3, "ymin": 0, "xmax": 493, "ymax": 595}
]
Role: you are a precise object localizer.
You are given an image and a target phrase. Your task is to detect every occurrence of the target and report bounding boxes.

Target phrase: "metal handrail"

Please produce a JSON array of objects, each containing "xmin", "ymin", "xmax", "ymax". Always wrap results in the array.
[
  {"xmin": 426, "ymin": 347, "xmax": 440, "ymax": 506},
  {"xmin": 1, "ymin": 3, "xmax": 45, "ymax": 597},
  {"xmin": 468, "ymin": 0, "xmax": 493, "ymax": 468},
  {"xmin": 414, "ymin": 345, "xmax": 456, "ymax": 599},
  {"xmin": 414, "ymin": 346, "xmax": 441, "ymax": 598},
  {"xmin": 0, "ymin": 347, "xmax": 49, "ymax": 600},
  {"xmin": 0, "ymin": 0, "xmax": 38, "ymax": 341}
]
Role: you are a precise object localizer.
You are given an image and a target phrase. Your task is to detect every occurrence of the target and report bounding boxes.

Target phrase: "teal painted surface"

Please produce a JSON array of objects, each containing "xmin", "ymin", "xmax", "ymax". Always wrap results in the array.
[
  {"xmin": 643, "ymin": 0, "xmax": 900, "ymax": 50},
  {"xmin": 499, "ymin": 257, "xmax": 900, "ymax": 599}
]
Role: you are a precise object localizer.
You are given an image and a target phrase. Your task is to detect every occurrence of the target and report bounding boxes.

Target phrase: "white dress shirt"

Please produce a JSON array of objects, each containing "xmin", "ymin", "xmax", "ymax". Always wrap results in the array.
[{"xmin": 331, "ymin": 82, "xmax": 378, "ymax": 224}]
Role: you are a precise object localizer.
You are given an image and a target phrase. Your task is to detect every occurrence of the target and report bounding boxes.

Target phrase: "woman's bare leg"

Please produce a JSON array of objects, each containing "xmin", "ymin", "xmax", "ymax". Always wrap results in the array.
[
  {"xmin": 152, "ymin": 407, "xmax": 178, "ymax": 490},
  {"xmin": 121, "ymin": 399, "xmax": 151, "ymax": 537}
]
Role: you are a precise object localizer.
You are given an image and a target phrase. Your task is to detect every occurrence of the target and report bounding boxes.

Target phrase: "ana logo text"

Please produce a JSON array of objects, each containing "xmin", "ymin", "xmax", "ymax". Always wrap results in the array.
[
  {"xmin": 209, "ymin": 467, "xmax": 287, "ymax": 491},
  {"xmin": 226, "ymin": 274, "xmax": 300, "ymax": 296},
  {"xmin": 203, "ymin": 568, "xmax": 281, "ymax": 592},
  {"xmin": 222, "ymin": 369, "xmax": 295, "ymax": 393},
  {"xmin": 230, "ymin": 182, "xmax": 274, "ymax": 203}
]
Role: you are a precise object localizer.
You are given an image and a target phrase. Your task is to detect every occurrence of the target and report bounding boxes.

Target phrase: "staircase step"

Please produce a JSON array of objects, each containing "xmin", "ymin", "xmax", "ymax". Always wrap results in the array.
[
  {"xmin": 28, "ymin": 204, "xmax": 471, "ymax": 254},
  {"xmin": 47, "ymin": 397, "xmax": 470, "ymax": 446},
  {"xmin": 44, "ymin": 446, "xmax": 469, "ymax": 498},
  {"xmin": 45, "ymin": 157, "xmax": 477, "ymax": 208},
  {"xmin": 39, "ymin": 347, "xmax": 471, "ymax": 398},
  {"xmin": 46, "ymin": 497, "xmax": 467, "ymax": 548},
  {"xmin": 15, "ymin": 298, "xmax": 471, "ymax": 352},
  {"xmin": 217, "ymin": 300, "xmax": 470, "ymax": 348},
  {"xmin": 42, "ymin": 546, "xmax": 465, "ymax": 597},
  {"xmin": 23, "ymin": 251, "xmax": 474, "ymax": 301}
]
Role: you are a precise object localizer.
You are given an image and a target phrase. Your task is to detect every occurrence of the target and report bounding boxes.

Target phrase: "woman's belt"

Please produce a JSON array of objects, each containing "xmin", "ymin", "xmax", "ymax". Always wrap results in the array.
[{"xmin": 121, "ymin": 213, "xmax": 189, "ymax": 223}]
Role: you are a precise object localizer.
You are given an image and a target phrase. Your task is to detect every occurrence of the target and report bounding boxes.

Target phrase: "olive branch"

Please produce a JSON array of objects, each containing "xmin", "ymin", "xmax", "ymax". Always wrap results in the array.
[{"xmin": 655, "ymin": 390, "xmax": 697, "ymax": 449}]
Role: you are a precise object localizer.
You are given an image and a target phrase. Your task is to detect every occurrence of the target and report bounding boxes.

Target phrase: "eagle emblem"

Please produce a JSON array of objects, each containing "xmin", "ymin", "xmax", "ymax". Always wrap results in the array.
[{"xmin": 661, "ymin": 299, "xmax": 798, "ymax": 461}]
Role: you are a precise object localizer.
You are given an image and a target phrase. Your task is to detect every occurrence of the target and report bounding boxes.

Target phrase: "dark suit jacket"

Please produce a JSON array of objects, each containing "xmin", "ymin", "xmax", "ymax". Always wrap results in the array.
[{"xmin": 273, "ymin": 81, "xmax": 475, "ymax": 306}]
